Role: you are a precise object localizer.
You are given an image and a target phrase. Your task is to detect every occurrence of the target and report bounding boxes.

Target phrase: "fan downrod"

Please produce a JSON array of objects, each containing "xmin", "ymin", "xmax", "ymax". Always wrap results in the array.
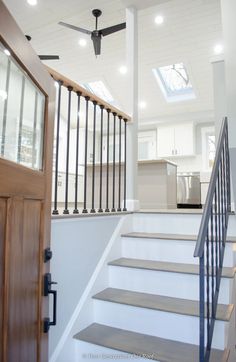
[{"xmin": 92, "ymin": 9, "xmax": 102, "ymax": 18}]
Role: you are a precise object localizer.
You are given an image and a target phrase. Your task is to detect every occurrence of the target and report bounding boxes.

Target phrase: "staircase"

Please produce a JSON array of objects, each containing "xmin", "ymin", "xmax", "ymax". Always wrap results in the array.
[{"xmin": 73, "ymin": 211, "xmax": 236, "ymax": 362}]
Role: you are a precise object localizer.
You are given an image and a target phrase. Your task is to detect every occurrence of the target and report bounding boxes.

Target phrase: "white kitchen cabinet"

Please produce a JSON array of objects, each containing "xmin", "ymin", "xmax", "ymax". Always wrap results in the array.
[
  {"xmin": 157, "ymin": 123, "xmax": 195, "ymax": 157},
  {"xmin": 138, "ymin": 130, "xmax": 157, "ymax": 160}
]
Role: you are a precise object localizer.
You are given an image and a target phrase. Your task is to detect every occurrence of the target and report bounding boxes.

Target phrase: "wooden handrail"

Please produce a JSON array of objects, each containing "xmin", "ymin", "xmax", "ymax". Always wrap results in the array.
[{"xmin": 47, "ymin": 66, "xmax": 131, "ymax": 121}]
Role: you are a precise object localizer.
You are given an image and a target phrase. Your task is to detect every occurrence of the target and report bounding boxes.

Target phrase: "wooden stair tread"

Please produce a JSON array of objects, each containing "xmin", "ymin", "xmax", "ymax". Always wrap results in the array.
[
  {"xmin": 122, "ymin": 232, "xmax": 236, "ymax": 243},
  {"xmin": 93, "ymin": 288, "xmax": 234, "ymax": 321},
  {"xmin": 108, "ymin": 257, "xmax": 236, "ymax": 278},
  {"xmin": 74, "ymin": 323, "xmax": 229, "ymax": 362}
]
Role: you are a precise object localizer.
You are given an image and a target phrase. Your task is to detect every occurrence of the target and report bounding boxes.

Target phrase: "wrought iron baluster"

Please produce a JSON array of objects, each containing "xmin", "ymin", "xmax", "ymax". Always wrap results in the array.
[
  {"xmin": 111, "ymin": 112, "xmax": 117, "ymax": 212},
  {"xmin": 52, "ymin": 80, "xmax": 63, "ymax": 215},
  {"xmin": 123, "ymin": 119, "xmax": 127, "ymax": 211},
  {"xmin": 206, "ymin": 230, "xmax": 210, "ymax": 351},
  {"xmin": 117, "ymin": 116, "xmax": 122, "ymax": 212},
  {"xmin": 82, "ymin": 96, "xmax": 90, "ymax": 214},
  {"xmin": 210, "ymin": 207, "xmax": 215, "ymax": 319},
  {"xmin": 73, "ymin": 91, "xmax": 81, "ymax": 214},
  {"xmin": 91, "ymin": 101, "xmax": 97, "ymax": 213},
  {"xmin": 63, "ymin": 86, "xmax": 73, "ymax": 214},
  {"xmin": 98, "ymin": 105, "xmax": 104, "ymax": 212},
  {"xmin": 105, "ymin": 109, "xmax": 111, "ymax": 212},
  {"xmin": 199, "ymin": 253, "xmax": 205, "ymax": 362},
  {"xmin": 217, "ymin": 175, "xmax": 222, "ymax": 268}
]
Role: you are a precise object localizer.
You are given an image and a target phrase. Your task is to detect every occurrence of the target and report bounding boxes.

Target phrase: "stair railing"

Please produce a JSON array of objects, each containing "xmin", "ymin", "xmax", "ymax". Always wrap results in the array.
[
  {"xmin": 194, "ymin": 117, "xmax": 231, "ymax": 361},
  {"xmin": 48, "ymin": 67, "xmax": 131, "ymax": 215}
]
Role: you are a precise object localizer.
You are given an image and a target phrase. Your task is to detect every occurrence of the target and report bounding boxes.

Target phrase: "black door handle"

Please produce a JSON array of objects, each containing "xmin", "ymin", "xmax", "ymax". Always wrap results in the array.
[{"xmin": 43, "ymin": 273, "xmax": 58, "ymax": 333}]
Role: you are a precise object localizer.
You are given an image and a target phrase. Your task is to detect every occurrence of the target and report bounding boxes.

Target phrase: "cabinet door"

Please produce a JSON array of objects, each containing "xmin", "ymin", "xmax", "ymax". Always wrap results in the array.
[
  {"xmin": 174, "ymin": 123, "xmax": 194, "ymax": 156},
  {"xmin": 157, "ymin": 126, "xmax": 175, "ymax": 157},
  {"xmin": 138, "ymin": 131, "xmax": 156, "ymax": 160}
]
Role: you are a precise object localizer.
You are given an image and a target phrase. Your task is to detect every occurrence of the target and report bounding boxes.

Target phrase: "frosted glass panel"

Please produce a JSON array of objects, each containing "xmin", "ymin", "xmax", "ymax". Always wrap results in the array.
[{"xmin": 0, "ymin": 42, "xmax": 45, "ymax": 170}]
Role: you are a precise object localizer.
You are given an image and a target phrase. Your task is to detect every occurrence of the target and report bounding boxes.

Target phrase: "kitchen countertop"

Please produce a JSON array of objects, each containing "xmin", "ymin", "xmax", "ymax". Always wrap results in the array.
[{"xmin": 86, "ymin": 159, "xmax": 177, "ymax": 167}]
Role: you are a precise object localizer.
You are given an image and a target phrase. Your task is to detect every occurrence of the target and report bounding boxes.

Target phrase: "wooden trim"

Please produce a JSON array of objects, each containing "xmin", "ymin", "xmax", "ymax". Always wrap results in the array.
[{"xmin": 47, "ymin": 66, "xmax": 132, "ymax": 121}]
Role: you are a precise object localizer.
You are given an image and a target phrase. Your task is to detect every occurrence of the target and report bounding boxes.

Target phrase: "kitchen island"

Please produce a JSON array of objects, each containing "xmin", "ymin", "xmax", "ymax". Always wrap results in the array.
[
  {"xmin": 86, "ymin": 159, "xmax": 177, "ymax": 210},
  {"xmin": 138, "ymin": 159, "xmax": 177, "ymax": 209}
]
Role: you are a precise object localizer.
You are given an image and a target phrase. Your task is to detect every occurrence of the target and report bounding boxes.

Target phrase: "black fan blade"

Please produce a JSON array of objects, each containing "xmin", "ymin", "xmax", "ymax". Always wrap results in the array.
[
  {"xmin": 91, "ymin": 35, "xmax": 101, "ymax": 56},
  {"xmin": 59, "ymin": 21, "xmax": 92, "ymax": 35},
  {"xmin": 39, "ymin": 55, "xmax": 60, "ymax": 60},
  {"xmin": 100, "ymin": 22, "xmax": 126, "ymax": 37}
]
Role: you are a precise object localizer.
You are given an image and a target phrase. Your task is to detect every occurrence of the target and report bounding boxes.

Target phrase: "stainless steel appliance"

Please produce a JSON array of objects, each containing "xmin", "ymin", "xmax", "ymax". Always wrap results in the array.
[{"xmin": 177, "ymin": 172, "xmax": 202, "ymax": 208}]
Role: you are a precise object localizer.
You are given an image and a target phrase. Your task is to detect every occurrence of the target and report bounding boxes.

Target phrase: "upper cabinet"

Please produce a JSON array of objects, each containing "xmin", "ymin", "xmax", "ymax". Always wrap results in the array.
[{"xmin": 157, "ymin": 123, "xmax": 195, "ymax": 157}]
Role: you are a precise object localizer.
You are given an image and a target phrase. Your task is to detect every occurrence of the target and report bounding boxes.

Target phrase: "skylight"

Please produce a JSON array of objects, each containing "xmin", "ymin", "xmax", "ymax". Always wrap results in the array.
[
  {"xmin": 153, "ymin": 63, "xmax": 196, "ymax": 102},
  {"xmin": 83, "ymin": 81, "xmax": 114, "ymax": 104}
]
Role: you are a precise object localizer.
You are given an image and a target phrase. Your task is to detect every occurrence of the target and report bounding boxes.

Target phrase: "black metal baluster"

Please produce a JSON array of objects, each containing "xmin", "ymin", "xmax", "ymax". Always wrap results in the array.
[
  {"xmin": 123, "ymin": 119, "xmax": 127, "ymax": 211},
  {"xmin": 206, "ymin": 230, "xmax": 210, "ymax": 351},
  {"xmin": 17, "ymin": 76, "xmax": 26, "ymax": 163},
  {"xmin": 98, "ymin": 105, "xmax": 104, "ymax": 212},
  {"xmin": 225, "ymin": 121, "xmax": 231, "ymax": 212},
  {"xmin": 82, "ymin": 96, "xmax": 90, "ymax": 214},
  {"xmin": 222, "ymin": 142, "xmax": 227, "ymax": 239},
  {"xmin": 91, "ymin": 101, "xmax": 97, "ymax": 213},
  {"xmin": 199, "ymin": 253, "xmax": 205, "ymax": 362},
  {"xmin": 111, "ymin": 112, "xmax": 117, "ymax": 212},
  {"xmin": 218, "ymin": 175, "xmax": 222, "ymax": 268},
  {"xmin": 210, "ymin": 207, "xmax": 215, "ymax": 319},
  {"xmin": 215, "ymin": 187, "xmax": 219, "ymax": 290},
  {"xmin": 63, "ymin": 86, "xmax": 73, "ymax": 214},
  {"xmin": 32, "ymin": 91, "xmax": 38, "ymax": 168},
  {"xmin": 105, "ymin": 109, "xmax": 111, "ymax": 212},
  {"xmin": 117, "ymin": 116, "xmax": 122, "ymax": 212},
  {"xmin": 73, "ymin": 91, "xmax": 82, "ymax": 214},
  {"xmin": 1, "ymin": 59, "xmax": 11, "ymax": 157},
  {"xmin": 52, "ymin": 80, "xmax": 63, "ymax": 215}
]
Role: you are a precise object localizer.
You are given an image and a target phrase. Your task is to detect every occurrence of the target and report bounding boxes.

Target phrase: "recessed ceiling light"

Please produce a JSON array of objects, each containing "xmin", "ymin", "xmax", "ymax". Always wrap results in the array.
[
  {"xmin": 155, "ymin": 15, "xmax": 164, "ymax": 25},
  {"xmin": 4, "ymin": 49, "xmax": 11, "ymax": 56},
  {"xmin": 214, "ymin": 44, "xmax": 224, "ymax": 55},
  {"xmin": 119, "ymin": 65, "xmax": 128, "ymax": 75},
  {"xmin": 139, "ymin": 101, "xmax": 147, "ymax": 109},
  {"xmin": 27, "ymin": 0, "xmax": 37, "ymax": 5},
  {"xmin": 78, "ymin": 38, "xmax": 87, "ymax": 47}
]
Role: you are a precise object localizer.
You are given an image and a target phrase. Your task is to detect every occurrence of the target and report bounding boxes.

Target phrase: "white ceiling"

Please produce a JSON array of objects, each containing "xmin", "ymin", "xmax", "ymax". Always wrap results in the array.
[{"xmin": 3, "ymin": 0, "xmax": 222, "ymax": 125}]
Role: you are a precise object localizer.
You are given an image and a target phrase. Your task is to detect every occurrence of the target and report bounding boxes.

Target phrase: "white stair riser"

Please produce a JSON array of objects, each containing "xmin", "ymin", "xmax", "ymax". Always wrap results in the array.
[
  {"xmin": 109, "ymin": 266, "xmax": 233, "ymax": 304},
  {"xmin": 122, "ymin": 238, "xmax": 235, "ymax": 267},
  {"xmin": 94, "ymin": 300, "xmax": 227, "ymax": 350},
  {"xmin": 133, "ymin": 214, "xmax": 201, "ymax": 234},
  {"xmin": 76, "ymin": 340, "xmax": 151, "ymax": 362},
  {"xmin": 132, "ymin": 214, "xmax": 236, "ymax": 237}
]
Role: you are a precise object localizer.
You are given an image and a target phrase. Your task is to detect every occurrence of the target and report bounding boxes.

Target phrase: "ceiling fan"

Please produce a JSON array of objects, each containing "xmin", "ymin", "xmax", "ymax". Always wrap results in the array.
[
  {"xmin": 58, "ymin": 9, "xmax": 126, "ymax": 56},
  {"xmin": 25, "ymin": 35, "xmax": 60, "ymax": 60}
]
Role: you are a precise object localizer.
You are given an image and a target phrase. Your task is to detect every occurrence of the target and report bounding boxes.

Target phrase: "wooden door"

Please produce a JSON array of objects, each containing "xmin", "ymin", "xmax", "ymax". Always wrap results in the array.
[{"xmin": 0, "ymin": 2, "xmax": 55, "ymax": 361}]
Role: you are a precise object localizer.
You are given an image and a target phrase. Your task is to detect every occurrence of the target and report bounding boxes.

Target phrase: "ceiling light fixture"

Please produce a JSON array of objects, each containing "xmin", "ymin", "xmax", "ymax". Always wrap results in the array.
[
  {"xmin": 4, "ymin": 49, "xmax": 11, "ymax": 56},
  {"xmin": 119, "ymin": 65, "xmax": 128, "ymax": 75},
  {"xmin": 214, "ymin": 44, "xmax": 224, "ymax": 55},
  {"xmin": 155, "ymin": 15, "xmax": 164, "ymax": 25},
  {"xmin": 78, "ymin": 38, "xmax": 87, "ymax": 47},
  {"xmin": 27, "ymin": 0, "xmax": 37, "ymax": 5},
  {"xmin": 139, "ymin": 101, "xmax": 147, "ymax": 109}
]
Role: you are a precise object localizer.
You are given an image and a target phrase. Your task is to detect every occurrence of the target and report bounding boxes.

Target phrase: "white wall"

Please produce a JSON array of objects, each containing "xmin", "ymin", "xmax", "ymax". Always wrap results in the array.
[{"xmin": 49, "ymin": 215, "xmax": 121, "ymax": 358}]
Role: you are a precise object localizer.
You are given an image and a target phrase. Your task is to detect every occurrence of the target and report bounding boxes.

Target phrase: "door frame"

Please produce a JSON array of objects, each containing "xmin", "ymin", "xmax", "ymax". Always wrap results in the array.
[{"xmin": 0, "ymin": 1, "xmax": 55, "ymax": 360}]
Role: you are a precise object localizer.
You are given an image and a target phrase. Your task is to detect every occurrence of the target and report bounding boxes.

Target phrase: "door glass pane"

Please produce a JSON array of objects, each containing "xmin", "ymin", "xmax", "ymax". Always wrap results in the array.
[{"xmin": 0, "ymin": 42, "xmax": 45, "ymax": 170}]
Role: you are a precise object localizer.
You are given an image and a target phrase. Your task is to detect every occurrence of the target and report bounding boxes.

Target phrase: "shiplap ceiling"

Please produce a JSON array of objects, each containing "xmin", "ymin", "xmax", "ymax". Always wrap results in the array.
[{"xmin": 4, "ymin": 0, "xmax": 222, "ymax": 123}]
